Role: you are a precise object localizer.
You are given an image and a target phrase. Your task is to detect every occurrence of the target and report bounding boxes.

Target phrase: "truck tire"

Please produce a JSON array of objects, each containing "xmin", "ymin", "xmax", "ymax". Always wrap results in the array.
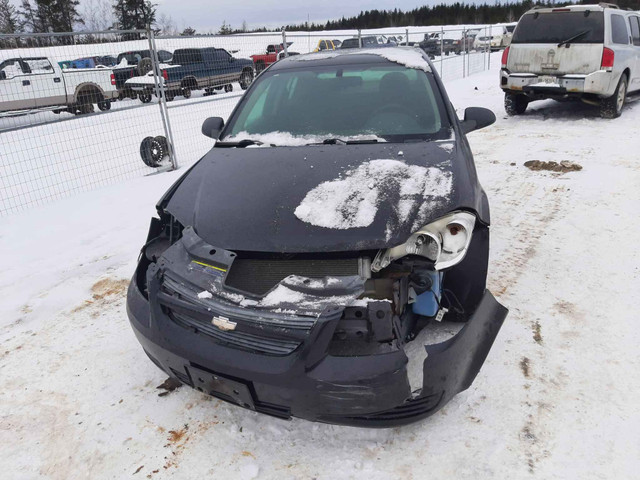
[
  {"xmin": 140, "ymin": 136, "xmax": 165, "ymax": 168},
  {"xmin": 240, "ymin": 69, "xmax": 254, "ymax": 90},
  {"xmin": 505, "ymin": 93, "xmax": 528, "ymax": 116},
  {"xmin": 600, "ymin": 74, "xmax": 627, "ymax": 119},
  {"xmin": 182, "ymin": 88, "xmax": 191, "ymax": 99},
  {"xmin": 224, "ymin": 84, "xmax": 233, "ymax": 93},
  {"xmin": 255, "ymin": 61, "xmax": 266, "ymax": 74},
  {"xmin": 164, "ymin": 90, "xmax": 175, "ymax": 102},
  {"xmin": 98, "ymin": 99, "xmax": 111, "ymax": 111},
  {"xmin": 139, "ymin": 92, "xmax": 152, "ymax": 104}
]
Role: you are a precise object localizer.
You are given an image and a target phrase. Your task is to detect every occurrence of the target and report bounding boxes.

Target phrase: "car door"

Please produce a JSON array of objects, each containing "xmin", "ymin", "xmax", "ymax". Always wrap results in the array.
[
  {"xmin": 22, "ymin": 58, "xmax": 66, "ymax": 108},
  {"xmin": 0, "ymin": 58, "xmax": 33, "ymax": 111},
  {"xmin": 628, "ymin": 15, "xmax": 640, "ymax": 90}
]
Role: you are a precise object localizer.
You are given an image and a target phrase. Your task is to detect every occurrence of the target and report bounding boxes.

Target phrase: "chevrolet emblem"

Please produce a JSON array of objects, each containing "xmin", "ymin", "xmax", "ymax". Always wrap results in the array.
[{"xmin": 212, "ymin": 315, "xmax": 237, "ymax": 331}]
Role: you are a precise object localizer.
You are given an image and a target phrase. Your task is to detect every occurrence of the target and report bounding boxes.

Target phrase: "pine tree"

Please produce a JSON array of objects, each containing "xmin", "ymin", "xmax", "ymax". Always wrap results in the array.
[
  {"xmin": 0, "ymin": 0, "xmax": 19, "ymax": 33},
  {"xmin": 218, "ymin": 20, "xmax": 232, "ymax": 35},
  {"xmin": 113, "ymin": 0, "xmax": 156, "ymax": 30}
]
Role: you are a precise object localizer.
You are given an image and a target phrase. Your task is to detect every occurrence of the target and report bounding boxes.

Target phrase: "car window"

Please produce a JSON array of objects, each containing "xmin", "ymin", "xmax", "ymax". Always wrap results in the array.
[
  {"xmin": 0, "ymin": 59, "xmax": 24, "ymax": 79},
  {"xmin": 173, "ymin": 49, "xmax": 203, "ymax": 64},
  {"xmin": 611, "ymin": 14, "xmax": 629, "ymax": 44},
  {"xmin": 512, "ymin": 11, "xmax": 605, "ymax": 44},
  {"xmin": 631, "ymin": 17, "xmax": 640, "ymax": 46},
  {"xmin": 341, "ymin": 38, "xmax": 359, "ymax": 48},
  {"xmin": 23, "ymin": 58, "xmax": 54, "ymax": 74},
  {"xmin": 158, "ymin": 50, "xmax": 172, "ymax": 62},
  {"xmin": 223, "ymin": 64, "xmax": 450, "ymax": 142}
]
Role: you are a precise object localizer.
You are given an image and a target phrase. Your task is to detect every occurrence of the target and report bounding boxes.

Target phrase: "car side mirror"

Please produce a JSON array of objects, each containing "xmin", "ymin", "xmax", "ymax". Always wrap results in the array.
[
  {"xmin": 0, "ymin": 71, "xmax": 6, "ymax": 80},
  {"xmin": 461, "ymin": 107, "xmax": 496, "ymax": 134},
  {"xmin": 202, "ymin": 117, "xmax": 225, "ymax": 139}
]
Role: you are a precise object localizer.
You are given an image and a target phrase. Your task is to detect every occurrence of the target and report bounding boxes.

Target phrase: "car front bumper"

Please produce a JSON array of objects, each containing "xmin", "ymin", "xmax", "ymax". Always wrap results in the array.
[
  {"xmin": 127, "ymin": 265, "xmax": 507, "ymax": 427},
  {"xmin": 500, "ymin": 70, "xmax": 619, "ymax": 98}
]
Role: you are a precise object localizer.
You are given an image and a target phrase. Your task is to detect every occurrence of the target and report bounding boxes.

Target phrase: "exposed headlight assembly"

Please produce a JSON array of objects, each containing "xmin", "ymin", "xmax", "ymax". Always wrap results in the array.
[{"xmin": 372, "ymin": 211, "xmax": 476, "ymax": 272}]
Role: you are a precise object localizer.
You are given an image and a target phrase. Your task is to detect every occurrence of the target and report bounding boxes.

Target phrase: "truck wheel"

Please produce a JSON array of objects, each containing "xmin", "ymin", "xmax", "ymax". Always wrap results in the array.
[
  {"xmin": 164, "ymin": 90, "xmax": 175, "ymax": 102},
  {"xmin": 224, "ymin": 84, "xmax": 233, "ymax": 93},
  {"xmin": 600, "ymin": 75, "xmax": 627, "ymax": 119},
  {"xmin": 504, "ymin": 93, "xmax": 528, "ymax": 116},
  {"xmin": 255, "ymin": 61, "xmax": 266, "ymax": 74},
  {"xmin": 140, "ymin": 136, "xmax": 165, "ymax": 168},
  {"xmin": 139, "ymin": 92, "xmax": 152, "ymax": 104},
  {"xmin": 240, "ymin": 70, "xmax": 254, "ymax": 90},
  {"xmin": 182, "ymin": 88, "xmax": 191, "ymax": 99},
  {"xmin": 98, "ymin": 99, "xmax": 111, "ymax": 111}
]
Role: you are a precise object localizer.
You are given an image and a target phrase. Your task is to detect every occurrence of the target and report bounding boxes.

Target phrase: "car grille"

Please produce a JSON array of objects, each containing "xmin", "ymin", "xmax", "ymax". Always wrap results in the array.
[
  {"xmin": 225, "ymin": 257, "xmax": 363, "ymax": 295},
  {"xmin": 157, "ymin": 272, "xmax": 344, "ymax": 356},
  {"xmin": 170, "ymin": 311, "xmax": 301, "ymax": 356}
]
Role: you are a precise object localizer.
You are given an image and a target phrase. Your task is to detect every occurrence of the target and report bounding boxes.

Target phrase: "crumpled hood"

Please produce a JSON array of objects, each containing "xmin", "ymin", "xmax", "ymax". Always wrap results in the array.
[{"xmin": 163, "ymin": 141, "xmax": 487, "ymax": 252}]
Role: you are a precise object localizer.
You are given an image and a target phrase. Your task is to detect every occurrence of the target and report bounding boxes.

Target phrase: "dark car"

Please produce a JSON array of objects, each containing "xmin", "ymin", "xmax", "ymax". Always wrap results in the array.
[
  {"xmin": 420, "ymin": 33, "xmax": 457, "ymax": 58},
  {"xmin": 340, "ymin": 36, "xmax": 391, "ymax": 49},
  {"xmin": 126, "ymin": 48, "xmax": 255, "ymax": 103},
  {"xmin": 127, "ymin": 47, "xmax": 507, "ymax": 427}
]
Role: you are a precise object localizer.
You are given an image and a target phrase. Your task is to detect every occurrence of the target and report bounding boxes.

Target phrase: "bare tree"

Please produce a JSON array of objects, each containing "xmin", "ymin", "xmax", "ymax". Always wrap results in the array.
[
  {"xmin": 81, "ymin": 0, "xmax": 116, "ymax": 31},
  {"xmin": 241, "ymin": 19, "xmax": 247, "ymax": 33},
  {"xmin": 155, "ymin": 12, "xmax": 176, "ymax": 36}
]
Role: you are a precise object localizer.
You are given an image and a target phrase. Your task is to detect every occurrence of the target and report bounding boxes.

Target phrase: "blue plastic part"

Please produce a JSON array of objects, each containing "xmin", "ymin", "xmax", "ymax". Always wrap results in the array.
[{"xmin": 412, "ymin": 270, "xmax": 442, "ymax": 317}]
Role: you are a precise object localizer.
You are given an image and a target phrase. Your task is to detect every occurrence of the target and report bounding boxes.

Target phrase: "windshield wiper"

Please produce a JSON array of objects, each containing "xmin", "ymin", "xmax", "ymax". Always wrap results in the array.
[
  {"xmin": 557, "ymin": 30, "xmax": 590, "ymax": 47},
  {"xmin": 215, "ymin": 139, "xmax": 266, "ymax": 148},
  {"xmin": 320, "ymin": 138, "xmax": 379, "ymax": 145}
]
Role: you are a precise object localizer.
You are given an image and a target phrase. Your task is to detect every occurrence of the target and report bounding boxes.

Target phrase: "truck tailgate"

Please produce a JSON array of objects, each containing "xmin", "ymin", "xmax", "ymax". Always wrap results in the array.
[{"xmin": 507, "ymin": 44, "xmax": 604, "ymax": 75}]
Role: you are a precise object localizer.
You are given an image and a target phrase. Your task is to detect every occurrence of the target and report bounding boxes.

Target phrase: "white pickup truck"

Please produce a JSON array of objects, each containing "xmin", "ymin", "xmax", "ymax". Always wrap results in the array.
[{"xmin": 0, "ymin": 56, "xmax": 119, "ymax": 115}]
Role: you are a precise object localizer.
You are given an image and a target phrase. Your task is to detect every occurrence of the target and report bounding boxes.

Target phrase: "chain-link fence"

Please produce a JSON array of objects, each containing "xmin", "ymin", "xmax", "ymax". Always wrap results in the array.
[{"xmin": 1, "ymin": 26, "xmax": 498, "ymax": 216}]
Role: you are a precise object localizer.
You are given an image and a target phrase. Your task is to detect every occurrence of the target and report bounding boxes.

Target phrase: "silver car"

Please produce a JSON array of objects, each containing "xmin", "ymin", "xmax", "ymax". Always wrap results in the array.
[{"xmin": 500, "ymin": 4, "xmax": 640, "ymax": 118}]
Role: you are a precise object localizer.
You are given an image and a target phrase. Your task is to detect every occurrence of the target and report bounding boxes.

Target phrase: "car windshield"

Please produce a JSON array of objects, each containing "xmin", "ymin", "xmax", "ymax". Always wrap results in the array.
[
  {"xmin": 512, "ymin": 11, "xmax": 605, "ymax": 44},
  {"xmin": 222, "ymin": 63, "xmax": 451, "ymax": 144}
]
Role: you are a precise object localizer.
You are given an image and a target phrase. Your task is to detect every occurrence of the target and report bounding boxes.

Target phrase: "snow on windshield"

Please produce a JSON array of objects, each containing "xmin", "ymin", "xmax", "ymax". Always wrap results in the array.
[
  {"xmin": 294, "ymin": 159, "xmax": 452, "ymax": 230},
  {"xmin": 223, "ymin": 131, "xmax": 386, "ymax": 146}
]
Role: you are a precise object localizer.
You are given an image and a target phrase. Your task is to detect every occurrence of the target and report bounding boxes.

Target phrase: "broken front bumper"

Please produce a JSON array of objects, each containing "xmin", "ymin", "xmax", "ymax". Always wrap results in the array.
[{"xmin": 127, "ymin": 259, "xmax": 507, "ymax": 427}]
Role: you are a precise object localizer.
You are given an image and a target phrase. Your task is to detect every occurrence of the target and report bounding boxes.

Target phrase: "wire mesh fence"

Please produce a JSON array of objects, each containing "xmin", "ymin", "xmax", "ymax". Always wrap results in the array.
[{"xmin": 1, "ymin": 26, "xmax": 499, "ymax": 216}]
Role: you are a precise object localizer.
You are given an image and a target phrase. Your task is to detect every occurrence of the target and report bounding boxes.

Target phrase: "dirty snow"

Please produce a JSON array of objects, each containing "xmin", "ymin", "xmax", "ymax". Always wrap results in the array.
[
  {"xmin": 1, "ymin": 52, "xmax": 639, "ymax": 480},
  {"xmin": 223, "ymin": 131, "xmax": 386, "ymax": 146},
  {"xmin": 294, "ymin": 159, "xmax": 452, "ymax": 229}
]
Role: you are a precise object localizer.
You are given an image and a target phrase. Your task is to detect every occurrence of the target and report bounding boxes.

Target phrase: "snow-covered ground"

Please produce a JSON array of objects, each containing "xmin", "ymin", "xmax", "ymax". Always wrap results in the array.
[{"xmin": 1, "ymin": 58, "xmax": 639, "ymax": 479}]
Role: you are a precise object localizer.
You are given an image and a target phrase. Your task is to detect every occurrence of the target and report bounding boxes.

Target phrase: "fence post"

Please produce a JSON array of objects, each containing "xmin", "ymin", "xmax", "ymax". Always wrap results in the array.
[
  {"xmin": 462, "ymin": 29, "xmax": 466, "ymax": 78},
  {"xmin": 358, "ymin": 29, "xmax": 362, "ymax": 48},
  {"xmin": 282, "ymin": 28, "xmax": 289, "ymax": 57},
  {"xmin": 405, "ymin": 28, "xmax": 409, "ymax": 46},
  {"xmin": 488, "ymin": 26, "xmax": 491, "ymax": 70},
  {"xmin": 147, "ymin": 27, "xmax": 178, "ymax": 170},
  {"xmin": 440, "ymin": 27, "xmax": 444, "ymax": 78}
]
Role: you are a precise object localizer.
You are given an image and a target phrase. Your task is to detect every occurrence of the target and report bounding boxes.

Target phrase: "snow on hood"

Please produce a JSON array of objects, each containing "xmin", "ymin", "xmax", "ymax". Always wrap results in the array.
[
  {"xmin": 294, "ymin": 47, "xmax": 431, "ymax": 72},
  {"xmin": 294, "ymin": 159, "xmax": 452, "ymax": 231},
  {"xmin": 223, "ymin": 131, "xmax": 387, "ymax": 147}
]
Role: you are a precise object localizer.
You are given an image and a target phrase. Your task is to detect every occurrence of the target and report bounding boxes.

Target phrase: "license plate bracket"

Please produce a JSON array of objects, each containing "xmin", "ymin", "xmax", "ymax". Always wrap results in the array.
[{"xmin": 189, "ymin": 365, "xmax": 255, "ymax": 409}]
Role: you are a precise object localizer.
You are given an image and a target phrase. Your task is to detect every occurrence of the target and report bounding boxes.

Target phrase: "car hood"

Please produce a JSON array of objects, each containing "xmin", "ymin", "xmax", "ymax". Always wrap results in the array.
[{"xmin": 163, "ymin": 141, "xmax": 488, "ymax": 252}]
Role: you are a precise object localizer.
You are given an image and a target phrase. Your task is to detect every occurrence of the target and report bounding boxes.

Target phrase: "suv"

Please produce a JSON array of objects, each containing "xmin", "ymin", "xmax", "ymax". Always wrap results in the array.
[{"xmin": 500, "ymin": 4, "xmax": 640, "ymax": 118}]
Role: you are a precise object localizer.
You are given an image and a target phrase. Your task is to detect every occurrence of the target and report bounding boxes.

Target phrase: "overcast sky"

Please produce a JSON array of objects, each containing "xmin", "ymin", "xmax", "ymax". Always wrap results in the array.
[{"xmin": 154, "ymin": 0, "xmax": 456, "ymax": 32}]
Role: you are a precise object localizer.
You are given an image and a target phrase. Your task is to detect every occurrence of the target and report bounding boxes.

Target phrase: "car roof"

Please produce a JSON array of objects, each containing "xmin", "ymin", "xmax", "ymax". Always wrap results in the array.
[
  {"xmin": 525, "ymin": 4, "xmax": 616, "ymax": 14},
  {"xmin": 270, "ymin": 47, "xmax": 430, "ymax": 72}
]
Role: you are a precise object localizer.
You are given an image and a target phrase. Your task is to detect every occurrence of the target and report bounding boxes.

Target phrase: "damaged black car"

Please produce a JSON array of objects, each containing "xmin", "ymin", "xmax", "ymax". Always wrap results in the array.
[{"xmin": 127, "ymin": 47, "xmax": 508, "ymax": 427}]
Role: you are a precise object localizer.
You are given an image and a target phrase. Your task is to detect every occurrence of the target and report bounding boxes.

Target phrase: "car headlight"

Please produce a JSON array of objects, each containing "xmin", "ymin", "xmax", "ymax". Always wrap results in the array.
[{"xmin": 371, "ymin": 211, "xmax": 476, "ymax": 272}]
